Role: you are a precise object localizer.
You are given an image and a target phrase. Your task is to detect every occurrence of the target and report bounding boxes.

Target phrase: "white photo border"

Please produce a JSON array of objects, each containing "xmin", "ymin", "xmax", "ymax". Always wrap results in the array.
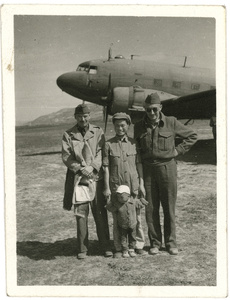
[{"xmin": 1, "ymin": 4, "xmax": 227, "ymax": 298}]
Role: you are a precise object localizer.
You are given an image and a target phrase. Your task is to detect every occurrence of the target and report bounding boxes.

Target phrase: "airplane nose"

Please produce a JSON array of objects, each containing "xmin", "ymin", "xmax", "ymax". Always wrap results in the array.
[
  {"xmin": 56, "ymin": 74, "xmax": 65, "ymax": 90},
  {"xmin": 57, "ymin": 71, "xmax": 88, "ymax": 91},
  {"xmin": 57, "ymin": 72, "xmax": 76, "ymax": 91}
]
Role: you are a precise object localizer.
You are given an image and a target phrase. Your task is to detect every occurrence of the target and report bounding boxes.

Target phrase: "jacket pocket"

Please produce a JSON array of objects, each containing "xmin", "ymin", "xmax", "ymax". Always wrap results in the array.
[
  {"xmin": 109, "ymin": 149, "xmax": 121, "ymax": 162},
  {"xmin": 158, "ymin": 132, "xmax": 174, "ymax": 151},
  {"xmin": 139, "ymin": 132, "xmax": 152, "ymax": 152},
  {"xmin": 126, "ymin": 147, "xmax": 137, "ymax": 157}
]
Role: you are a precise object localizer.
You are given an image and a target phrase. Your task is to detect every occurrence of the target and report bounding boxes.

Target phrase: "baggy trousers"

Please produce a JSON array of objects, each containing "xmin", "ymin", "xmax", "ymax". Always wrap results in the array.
[
  {"xmin": 144, "ymin": 159, "xmax": 177, "ymax": 250},
  {"xmin": 119, "ymin": 226, "xmax": 137, "ymax": 251},
  {"xmin": 113, "ymin": 208, "xmax": 145, "ymax": 252},
  {"xmin": 75, "ymin": 179, "xmax": 110, "ymax": 254}
]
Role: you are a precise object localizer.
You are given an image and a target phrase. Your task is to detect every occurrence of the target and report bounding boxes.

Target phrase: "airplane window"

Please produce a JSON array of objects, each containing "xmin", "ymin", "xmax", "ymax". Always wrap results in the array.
[
  {"xmin": 77, "ymin": 64, "xmax": 89, "ymax": 72},
  {"xmin": 89, "ymin": 66, "xmax": 97, "ymax": 74},
  {"xmin": 191, "ymin": 83, "xmax": 200, "ymax": 90},
  {"xmin": 172, "ymin": 81, "xmax": 181, "ymax": 89},
  {"xmin": 154, "ymin": 79, "xmax": 162, "ymax": 87}
]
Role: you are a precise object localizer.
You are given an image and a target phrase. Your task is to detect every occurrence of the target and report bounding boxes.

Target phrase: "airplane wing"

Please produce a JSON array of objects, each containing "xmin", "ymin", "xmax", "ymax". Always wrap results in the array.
[
  {"xmin": 128, "ymin": 87, "xmax": 216, "ymax": 120},
  {"xmin": 161, "ymin": 89, "xmax": 216, "ymax": 119}
]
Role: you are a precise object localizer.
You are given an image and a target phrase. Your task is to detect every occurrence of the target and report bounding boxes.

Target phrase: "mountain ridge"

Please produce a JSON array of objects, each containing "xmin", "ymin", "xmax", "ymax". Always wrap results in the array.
[{"xmin": 21, "ymin": 104, "xmax": 104, "ymax": 127}]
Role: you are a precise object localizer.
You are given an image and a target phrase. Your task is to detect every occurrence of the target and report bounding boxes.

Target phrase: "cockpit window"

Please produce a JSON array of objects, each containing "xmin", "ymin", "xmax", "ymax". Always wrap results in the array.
[
  {"xmin": 89, "ymin": 66, "xmax": 97, "ymax": 74},
  {"xmin": 76, "ymin": 63, "xmax": 97, "ymax": 74},
  {"xmin": 77, "ymin": 63, "xmax": 89, "ymax": 72}
]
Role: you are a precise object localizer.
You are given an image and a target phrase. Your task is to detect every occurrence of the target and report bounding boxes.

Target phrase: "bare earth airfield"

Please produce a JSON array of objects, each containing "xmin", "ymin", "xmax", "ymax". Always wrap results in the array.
[{"xmin": 16, "ymin": 106, "xmax": 216, "ymax": 286}]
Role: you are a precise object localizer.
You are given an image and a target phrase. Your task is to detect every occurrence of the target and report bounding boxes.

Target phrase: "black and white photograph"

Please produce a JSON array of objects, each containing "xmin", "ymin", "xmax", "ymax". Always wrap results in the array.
[{"xmin": 1, "ymin": 4, "xmax": 227, "ymax": 298}]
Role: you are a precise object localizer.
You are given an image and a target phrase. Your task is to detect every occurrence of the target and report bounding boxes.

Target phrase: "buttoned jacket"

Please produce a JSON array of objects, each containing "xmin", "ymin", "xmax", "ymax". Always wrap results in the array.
[
  {"xmin": 62, "ymin": 123, "xmax": 104, "ymax": 174},
  {"xmin": 107, "ymin": 198, "xmax": 137, "ymax": 230},
  {"xmin": 103, "ymin": 135, "xmax": 139, "ymax": 196},
  {"xmin": 134, "ymin": 113, "xmax": 197, "ymax": 162}
]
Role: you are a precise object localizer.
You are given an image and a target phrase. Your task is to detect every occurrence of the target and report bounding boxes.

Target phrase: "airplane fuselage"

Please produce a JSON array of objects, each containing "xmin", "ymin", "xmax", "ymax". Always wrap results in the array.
[
  {"xmin": 57, "ymin": 56, "xmax": 215, "ymax": 105},
  {"xmin": 57, "ymin": 56, "xmax": 216, "ymax": 121}
]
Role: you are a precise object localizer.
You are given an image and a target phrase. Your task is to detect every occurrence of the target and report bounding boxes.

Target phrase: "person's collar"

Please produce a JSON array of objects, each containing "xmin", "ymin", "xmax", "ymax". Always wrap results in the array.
[
  {"xmin": 76, "ymin": 123, "xmax": 89, "ymax": 133},
  {"xmin": 159, "ymin": 112, "xmax": 165, "ymax": 125},
  {"xmin": 144, "ymin": 112, "xmax": 164, "ymax": 127},
  {"xmin": 115, "ymin": 134, "xmax": 128, "ymax": 142},
  {"xmin": 128, "ymin": 198, "xmax": 134, "ymax": 204}
]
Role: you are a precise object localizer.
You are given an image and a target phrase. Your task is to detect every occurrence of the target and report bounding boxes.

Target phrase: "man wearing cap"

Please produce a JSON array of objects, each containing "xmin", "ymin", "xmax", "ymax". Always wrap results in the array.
[
  {"xmin": 134, "ymin": 93, "xmax": 197, "ymax": 255},
  {"xmin": 62, "ymin": 104, "xmax": 112, "ymax": 259},
  {"xmin": 103, "ymin": 112, "xmax": 148, "ymax": 258}
]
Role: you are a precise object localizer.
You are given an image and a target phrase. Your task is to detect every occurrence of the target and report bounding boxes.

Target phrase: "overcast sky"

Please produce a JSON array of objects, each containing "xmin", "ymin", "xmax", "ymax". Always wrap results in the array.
[{"xmin": 14, "ymin": 15, "xmax": 215, "ymax": 124}]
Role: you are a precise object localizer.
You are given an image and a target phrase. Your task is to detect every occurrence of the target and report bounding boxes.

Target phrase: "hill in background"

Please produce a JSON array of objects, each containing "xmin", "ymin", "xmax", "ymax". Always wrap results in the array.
[{"xmin": 23, "ymin": 104, "xmax": 105, "ymax": 127}]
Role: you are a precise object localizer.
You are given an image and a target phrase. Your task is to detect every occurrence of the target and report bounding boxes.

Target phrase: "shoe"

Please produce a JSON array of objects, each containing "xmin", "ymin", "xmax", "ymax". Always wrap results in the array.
[
  {"xmin": 113, "ymin": 251, "xmax": 122, "ymax": 258},
  {"xmin": 104, "ymin": 251, "xmax": 113, "ymax": 257},
  {"xmin": 168, "ymin": 248, "xmax": 178, "ymax": 255},
  {"xmin": 122, "ymin": 250, "xmax": 130, "ymax": 258},
  {"xmin": 128, "ymin": 249, "xmax": 137, "ymax": 257},
  {"xmin": 77, "ymin": 252, "xmax": 87, "ymax": 259},
  {"xmin": 135, "ymin": 249, "xmax": 148, "ymax": 256},
  {"xmin": 149, "ymin": 247, "xmax": 159, "ymax": 255}
]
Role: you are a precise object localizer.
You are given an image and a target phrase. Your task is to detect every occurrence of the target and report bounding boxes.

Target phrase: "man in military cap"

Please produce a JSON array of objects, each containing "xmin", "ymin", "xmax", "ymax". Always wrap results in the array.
[
  {"xmin": 62, "ymin": 104, "xmax": 112, "ymax": 259},
  {"xmin": 134, "ymin": 93, "xmax": 197, "ymax": 255},
  {"xmin": 103, "ymin": 112, "xmax": 148, "ymax": 258}
]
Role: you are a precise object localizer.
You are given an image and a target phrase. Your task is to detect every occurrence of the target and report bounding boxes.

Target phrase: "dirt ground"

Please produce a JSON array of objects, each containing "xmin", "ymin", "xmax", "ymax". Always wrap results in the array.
[{"xmin": 15, "ymin": 119, "xmax": 216, "ymax": 286}]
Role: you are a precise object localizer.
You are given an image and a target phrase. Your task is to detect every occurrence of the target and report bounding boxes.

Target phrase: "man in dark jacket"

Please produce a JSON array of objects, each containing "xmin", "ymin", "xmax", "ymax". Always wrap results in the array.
[
  {"xmin": 134, "ymin": 93, "xmax": 197, "ymax": 255},
  {"xmin": 62, "ymin": 104, "xmax": 112, "ymax": 259}
]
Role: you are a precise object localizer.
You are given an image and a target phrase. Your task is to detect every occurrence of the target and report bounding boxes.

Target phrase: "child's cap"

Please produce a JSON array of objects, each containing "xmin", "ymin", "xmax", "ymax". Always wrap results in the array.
[{"xmin": 116, "ymin": 185, "xmax": 130, "ymax": 194}]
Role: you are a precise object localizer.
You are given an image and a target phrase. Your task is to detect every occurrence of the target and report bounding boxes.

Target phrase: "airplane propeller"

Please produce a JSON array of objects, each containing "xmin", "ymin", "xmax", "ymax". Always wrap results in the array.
[
  {"xmin": 104, "ymin": 106, "xmax": 109, "ymax": 133},
  {"xmin": 103, "ymin": 73, "xmax": 112, "ymax": 132}
]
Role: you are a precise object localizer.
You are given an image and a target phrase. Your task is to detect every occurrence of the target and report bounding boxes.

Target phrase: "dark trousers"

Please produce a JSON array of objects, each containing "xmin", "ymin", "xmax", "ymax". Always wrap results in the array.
[
  {"xmin": 118, "ymin": 226, "xmax": 136, "ymax": 251},
  {"xmin": 76, "ymin": 179, "xmax": 111, "ymax": 254},
  {"xmin": 144, "ymin": 159, "xmax": 177, "ymax": 250}
]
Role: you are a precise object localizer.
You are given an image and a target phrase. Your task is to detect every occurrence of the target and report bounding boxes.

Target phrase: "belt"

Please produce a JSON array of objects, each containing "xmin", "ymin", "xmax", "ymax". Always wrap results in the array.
[{"xmin": 144, "ymin": 158, "xmax": 173, "ymax": 165}]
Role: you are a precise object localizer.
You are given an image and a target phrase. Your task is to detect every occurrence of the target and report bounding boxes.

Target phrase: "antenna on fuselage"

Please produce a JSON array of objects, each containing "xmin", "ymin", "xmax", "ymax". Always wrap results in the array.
[
  {"xmin": 183, "ymin": 56, "xmax": 187, "ymax": 68},
  {"xmin": 131, "ymin": 54, "xmax": 140, "ymax": 60},
  {"xmin": 108, "ymin": 43, "xmax": 113, "ymax": 61}
]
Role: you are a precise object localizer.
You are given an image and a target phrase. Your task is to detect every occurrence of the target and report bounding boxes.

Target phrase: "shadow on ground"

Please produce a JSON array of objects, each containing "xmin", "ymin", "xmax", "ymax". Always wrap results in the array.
[
  {"xmin": 21, "ymin": 151, "xmax": 61, "ymax": 156},
  {"xmin": 177, "ymin": 139, "xmax": 216, "ymax": 165},
  {"xmin": 17, "ymin": 238, "xmax": 107, "ymax": 260}
]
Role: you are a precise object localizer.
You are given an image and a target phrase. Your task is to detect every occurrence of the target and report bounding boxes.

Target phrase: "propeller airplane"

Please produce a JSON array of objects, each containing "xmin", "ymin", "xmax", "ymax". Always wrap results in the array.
[{"xmin": 57, "ymin": 48, "xmax": 216, "ymax": 131}]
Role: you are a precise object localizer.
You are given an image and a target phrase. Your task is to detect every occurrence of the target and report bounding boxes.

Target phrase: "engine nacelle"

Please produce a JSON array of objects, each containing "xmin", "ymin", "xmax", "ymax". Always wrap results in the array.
[
  {"xmin": 110, "ymin": 86, "xmax": 175, "ymax": 115},
  {"xmin": 110, "ymin": 86, "xmax": 146, "ymax": 114}
]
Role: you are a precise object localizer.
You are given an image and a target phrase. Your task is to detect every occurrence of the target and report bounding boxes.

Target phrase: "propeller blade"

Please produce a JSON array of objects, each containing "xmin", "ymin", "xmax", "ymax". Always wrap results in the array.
[
  {"xmin": 108, "ymin": 73, "xmax": 111, "ymax": 91},
  {"xmin": 104, "ymin": 106, "xmax": 109, "ymax": 133},
  {"xmin": 103, "ymin": 73, "xmax": 112, "ymax": 132},
  {"xmin": 103, "ymin": 106, "xmax": 106, "ymax": 122}
]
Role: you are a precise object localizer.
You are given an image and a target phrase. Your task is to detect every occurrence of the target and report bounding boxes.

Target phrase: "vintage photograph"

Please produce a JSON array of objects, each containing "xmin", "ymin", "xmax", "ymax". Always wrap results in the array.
[{"xmin": 1, "ymin": 4, "xmax": 227, "ymax": 298}]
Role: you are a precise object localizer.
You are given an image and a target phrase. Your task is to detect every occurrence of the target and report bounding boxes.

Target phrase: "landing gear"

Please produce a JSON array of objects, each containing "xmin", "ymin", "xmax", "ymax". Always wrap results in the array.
[{"xmin": 209, "ymin": 116, "xmax": 216, "ymax": 141}]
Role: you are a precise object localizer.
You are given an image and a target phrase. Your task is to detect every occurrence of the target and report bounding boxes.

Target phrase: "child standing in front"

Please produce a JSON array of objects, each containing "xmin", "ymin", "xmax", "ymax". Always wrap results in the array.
[{"xmin": 106, "ymin": 185, "xmax": 145, "ymax": 258}]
